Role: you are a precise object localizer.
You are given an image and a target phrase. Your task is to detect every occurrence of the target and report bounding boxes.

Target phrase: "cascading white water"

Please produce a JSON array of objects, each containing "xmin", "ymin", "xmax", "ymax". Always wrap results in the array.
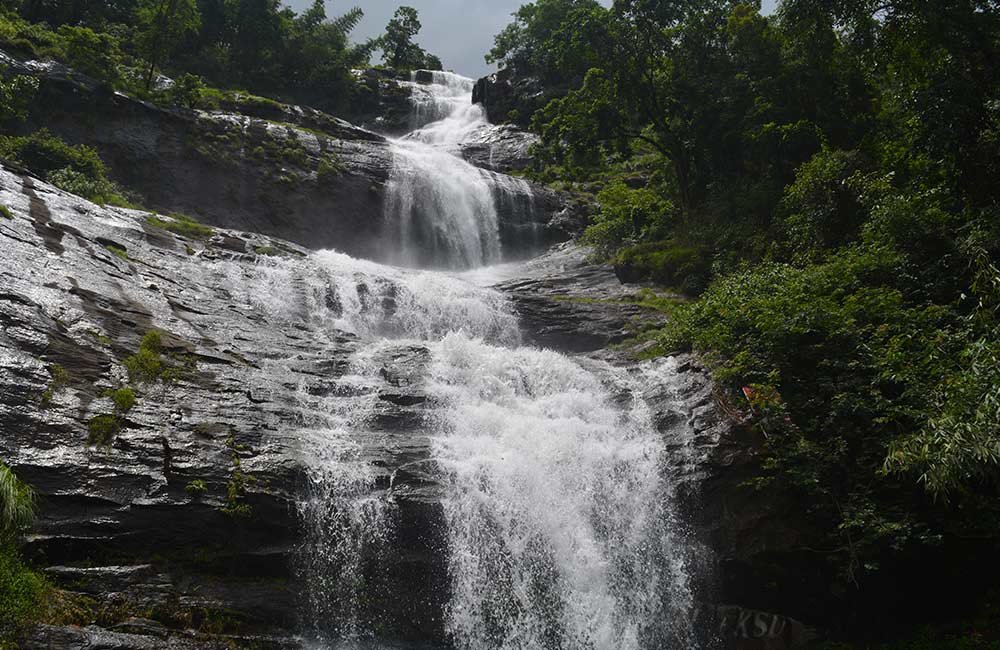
[
  {"xmin": 381, "ymin": 71, "xmax": 537, "ymax": 270},
  {"xmin": 260, "ymin": 66, "xmax": 704, "ymax": 649},
  {"xmin": 429, "ymin": 336, "xmax": 698, "ymax": 649}
]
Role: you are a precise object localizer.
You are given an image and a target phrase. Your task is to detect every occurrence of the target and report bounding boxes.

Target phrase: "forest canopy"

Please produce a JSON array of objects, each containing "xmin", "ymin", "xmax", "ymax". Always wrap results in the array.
[{"xmin": 0, "ymin": 0, "xmax": 442, "ymax": 113}]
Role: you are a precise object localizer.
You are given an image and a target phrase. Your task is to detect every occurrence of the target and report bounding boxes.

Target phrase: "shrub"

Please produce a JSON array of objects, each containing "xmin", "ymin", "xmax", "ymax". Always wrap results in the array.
[
  {"xmin": 47, "ymin": 168, "xmax": 123, "ymax": 206},
  {"xmin": 660, "ymin": 244, "xmax": 979, "ymax": 578},
  {"xmin": 164, "ymin": 73, "xmax": 206, "ymax": 109},
  {"xmin": 316, "ymin": 157, "xmax": 342, "ymax": 182},
  {"xmin": 39, "ymin": 364, "xmax": 70, "ymax": 408},
  {"xmin": 123, "ymin": 330, "xmax": 164, "ymax": 384},
  {"xmin": 775, "ymin": 149, "xmax": 874, "ymax": 259},
  {"xmin": 0, "ymin": 130, "xmax": 129, "ymax": 205},
  {"xmin": 0, "ymin": 129, "xmax": 105, "ymax": 180},
  {"xmin": 613, "ymin": 241, "xmax": 711, "ymax": 294},
  {"xmin": 146, "ymin": 213, "xmax": 214, "ymax": 240},
  {"xmin": 0, "ymin": 463, "xmax": 34, "ymax": 537},
  {"xmin": 55, "ymin": 25, "xmax": 122, "ymax": 85},
  {"xmin": 0, "ymin": 206, "xmax": 10, "ymax": 220},
  {"xmin": 0, "ymin": 543, "xmax": 47, "ymax": 649},
  {"xmin": 582, "ymin": 182, "xmax": 673, "ymax": 259},
  {"xmin": 185, "ymin": 480, "xmax": 207, "ymax": 496},
  {"xmin": 107, "ymin": 387, "xmax": 136, "ymax": 414},
  {"xmin": 87, "ymin": 414, "xmax": 120, "ymax": 445},
  {"xmin": 0, "ymin": 68, "xmax": 38, "ymax": 123}
]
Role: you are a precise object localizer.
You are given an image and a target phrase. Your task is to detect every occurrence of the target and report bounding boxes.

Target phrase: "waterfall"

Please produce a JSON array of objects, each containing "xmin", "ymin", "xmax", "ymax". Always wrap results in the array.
[
  {"xmin": 381, "ymin": 71, "xmax": 537, "ymax": 269},
  {"xmin": 271, "ymin": 67, "xmax": 704, "ymax": 649},
  {"xmin": 427, "ymin": 336, "xmax": 698, "ymax": 649}
]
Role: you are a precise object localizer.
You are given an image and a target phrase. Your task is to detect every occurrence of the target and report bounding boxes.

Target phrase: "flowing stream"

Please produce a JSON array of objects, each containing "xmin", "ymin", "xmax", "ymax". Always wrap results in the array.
[{"xmin": 265, "ymin": 70, "xmax": 704, "ymax": 649}]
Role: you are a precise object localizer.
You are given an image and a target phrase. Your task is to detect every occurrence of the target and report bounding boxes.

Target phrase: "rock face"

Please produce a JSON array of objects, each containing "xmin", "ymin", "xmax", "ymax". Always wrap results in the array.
[
  {"xmin": 348, "ymin": 68, "xmax": 414, "ymax": 135},
  {"xmin": 472, "ymin": 67, "xmax": 574, "ymax": 129},
  {"xmin": 0, "ymin": 167, "xmax": 454, "ymax": 646},
  {"xmin": 458, "ymin": 123, "xmax": 539, "ymax": 173},
  {"xmin": 494, "ymin": 243, "xmax": 667, "ymax": 352},
  {"xmin": 0, "ymin": 51, "xmax": 578, "ymax": 262}
]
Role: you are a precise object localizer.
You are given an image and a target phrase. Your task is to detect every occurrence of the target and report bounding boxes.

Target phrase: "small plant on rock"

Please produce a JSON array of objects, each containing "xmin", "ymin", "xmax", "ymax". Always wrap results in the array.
[
  {"xmin": 185, "ymin": 480, "xmax": 208, "ymax": 497},
  {"xmin": 39, "ymin": 364, "xmax": 70, "ymax": 408}
]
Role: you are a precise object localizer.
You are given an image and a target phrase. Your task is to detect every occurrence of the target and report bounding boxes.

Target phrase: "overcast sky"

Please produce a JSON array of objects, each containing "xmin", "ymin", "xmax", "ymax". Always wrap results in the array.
[{"xmin": 285, "ymin": 0, "xmax": 780, "ymax": 79}]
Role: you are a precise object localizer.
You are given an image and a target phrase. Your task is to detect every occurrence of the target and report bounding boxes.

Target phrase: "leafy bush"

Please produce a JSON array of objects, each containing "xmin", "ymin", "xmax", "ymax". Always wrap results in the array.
[
  {"xmin": 146, "ymin": 213, "xmax": 214, "ymax": 240},
  {"xmin": 582, "ymin": 182, "xmax": 673, "ymax": 259},
  {"xmin": 660, "ymin": 242, "xmax": 992, "ymax": 574},
  {"xmin": 47, "ymin": 167, "xmax": 126, "ymax": 206},
  {"xmin": 0, "ymin": 542, "xmax": 47, "ymax": 649},
  {"xmin": 0, "ymin": 129, "xmax": 105, "ymax": 180},
  {"xmin": 775, "ymin": 149, "xmax": 874, "ymax": 260},
  {"xmin": 0, "ymin": 206, "xmax": 11, "ymax": 220},
  {"xmin": 613, "ymin": 241, "xmax": 711, "ymax": 294},
  {"xmin": 0, "ymin": 68, "xmax": 37, "ymax": 123},
  {"xmin": 54, "ymin": 25, "xmax": 122, "ymax": 85},
  {"xmin": 162, "ymin": 73, "xmax": 206, "ymax": 109},
  {"xmin": 87, "ymin": 414, "xmax": 120, "ymax": 445},
  {"xmin": 0, "ymin": 129, "xmax": 130, "ymax": 205},
  {"xmin": 107, "ymin": 387, "xmax": 136, "ymax": 414},
  {"xmin": 123, "ymin": 330, "xmax": 165, "ymax": 384},
  {"xmin": 0, "ymin": 463, "xmax": 34, "ymax": 537},
  {"xmin": 185, "ymin": 479, "xmax": 207, "ymax": 496}
]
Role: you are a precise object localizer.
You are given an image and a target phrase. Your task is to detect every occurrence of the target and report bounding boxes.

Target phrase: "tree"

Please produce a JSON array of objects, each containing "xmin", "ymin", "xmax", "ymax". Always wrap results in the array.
[
  {"xmin": 378, "ymin": 5, "xmax": 440, "ymax": 71},
  {"xmin": 486, "ymin": 0, "xmax": 606, "ymax": 83},
  {"xmin": 136, "ymin": 0, "xmax": 201, "ymax": 91}
]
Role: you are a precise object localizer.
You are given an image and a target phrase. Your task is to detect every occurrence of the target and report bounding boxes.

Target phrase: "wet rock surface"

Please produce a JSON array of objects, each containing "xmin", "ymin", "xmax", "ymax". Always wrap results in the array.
[
  {"xmin": 493, "ymin": 243, "xmax": 668, "ymax": 353},
  {"xmin": 0, "ymin": 167, "xmax": 448, "ymax": 647},
  {"xmin": 458, "ymin": 124, "xmax": 539, "ymax": 173}
]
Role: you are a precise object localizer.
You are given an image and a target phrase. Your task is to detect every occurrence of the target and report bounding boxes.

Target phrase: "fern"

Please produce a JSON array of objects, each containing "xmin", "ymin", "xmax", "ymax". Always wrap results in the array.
[
  {"xmin": 329, "ymin": 7, "xmax": 364, "ymax": 35},
  {"xmin": 0, "ymin": 463, "xmax": 34, "ymax": 538}
]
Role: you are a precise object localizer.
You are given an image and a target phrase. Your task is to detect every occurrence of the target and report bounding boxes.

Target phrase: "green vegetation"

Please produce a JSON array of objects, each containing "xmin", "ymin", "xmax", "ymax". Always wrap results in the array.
[
  {"xmin": 0, "ymin": 66, "xmax": 36, "ymax": 122},
  {"xmin": 0, "ymin": 463, "xmax": 34, "ymax": 536},
  {"xmin": 221, "ymin": 432, "xmax": 253, "ymax": 519},
  {"xmin": 146, "ymin": 213, "xmax": 213, "ymax": 241},
  {"xmin": 104, "ymin": 242, "xmax": 129, "ymax": 260},
  {"xmin": 87, "ymin": 413, "xmax": 121, "ymax": 445},
  {"xmin": 377, "ymin": 6, "xmax": 442, "ymax": 72},
  {"xmin": 123, "ymin": 330, "xmax": 166, "ymax": 384},
  {"xmin": 39, "ymin": 364, "xmax": 70, "ymax": 408},
  {"xmin": 0, "ymin": 129, "xmax": 131, "ymax": 205},
  {"xmin": 0, "ymin": 205, "xmax": 11, "ymax": 219},
  {"xmin": 0, "ymin": 0, "xmax": 382, "ymax": 115},
  {"xmin": 184, "ymin": 479, "xmax": 207, "ymax": 497},
  {"xmin": 89, "ymin": 331, "xmax": 177, "ymax": 446},
  {"xmin": 495, "ymin": 0, "xmax": 1000, "ymax": 635},
  {"xmin": 107, "ymin": 386, "xmax": 136, "ymax": 414},
  {"xmin": 0, "ymin": 463, "xmax": 46, "ymax": 649}
]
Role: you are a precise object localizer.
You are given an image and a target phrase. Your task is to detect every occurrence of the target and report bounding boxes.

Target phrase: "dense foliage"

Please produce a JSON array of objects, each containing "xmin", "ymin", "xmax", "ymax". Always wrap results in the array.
[
  {"xmin": 492, "ymin": 0, "xmax": 1000, "ymax": 633},
  {"xmin": 0, "ymin": 463, "xmax": 45, "ymax": 648},
  {"xmin": 0, "ymin": 0, "xmax": 442, "ymax": 114},
  {"xmin": 377, "ymin": 6, "xmax": 442, "ymax": 72}
]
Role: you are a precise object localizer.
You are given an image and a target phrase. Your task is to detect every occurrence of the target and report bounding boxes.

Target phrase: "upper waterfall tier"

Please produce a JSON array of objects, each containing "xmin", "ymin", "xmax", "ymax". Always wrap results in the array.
[{"xmin": 380, "ymin": 70, "xmax": 541, "ymax": 270}]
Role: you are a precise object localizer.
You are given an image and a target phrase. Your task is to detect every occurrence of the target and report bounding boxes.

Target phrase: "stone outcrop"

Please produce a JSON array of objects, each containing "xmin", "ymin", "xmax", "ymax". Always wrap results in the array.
[
  {"xmin": 347, "ymin": 68, "xmax": 414, "ymax": 135},
  {"xmin": 472, "ymin": 67, "xmax": 575, "ymax": 129},
  {"xmin": 459, "ymin": 123, "xmax": 539, "ymax": 173}
]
